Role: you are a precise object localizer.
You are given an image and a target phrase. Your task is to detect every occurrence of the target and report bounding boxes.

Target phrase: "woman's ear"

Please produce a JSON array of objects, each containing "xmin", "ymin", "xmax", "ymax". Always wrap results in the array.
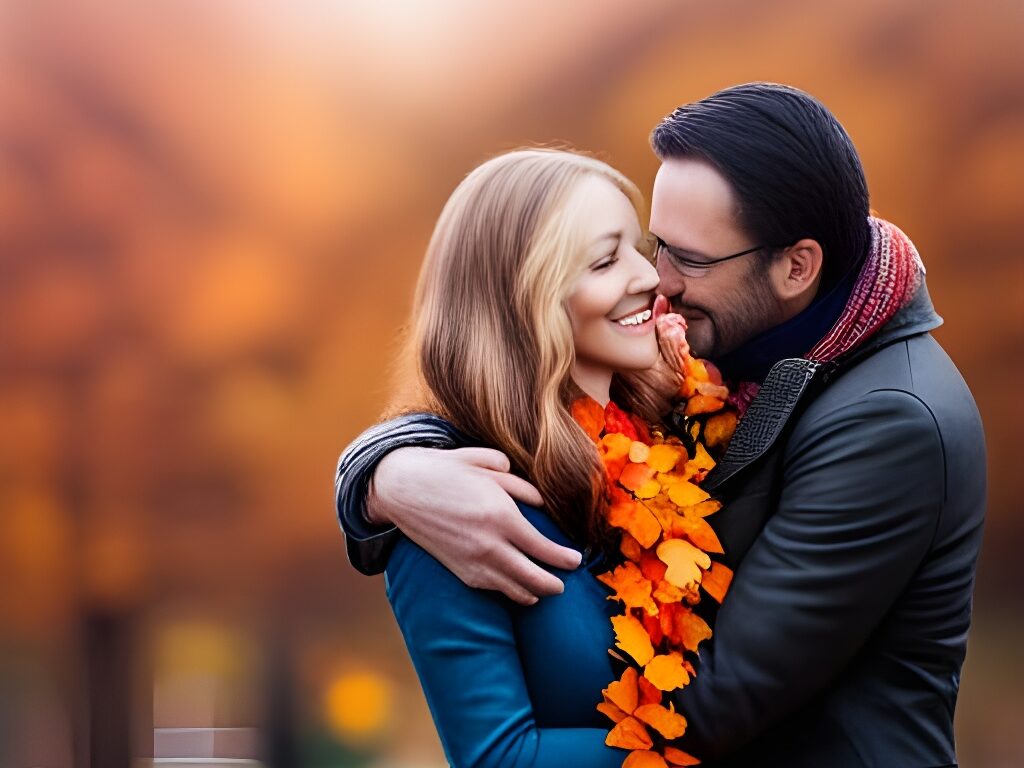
[{"xmin": 771, "ymin": 238, "xmax": 823, "ymax": 302}]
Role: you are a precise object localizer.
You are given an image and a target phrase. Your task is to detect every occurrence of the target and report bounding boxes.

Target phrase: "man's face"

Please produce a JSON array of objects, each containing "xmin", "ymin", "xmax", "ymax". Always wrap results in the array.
[{"xmin": 649, "ymin": 157, "xmax": 784, "ymax": 360}]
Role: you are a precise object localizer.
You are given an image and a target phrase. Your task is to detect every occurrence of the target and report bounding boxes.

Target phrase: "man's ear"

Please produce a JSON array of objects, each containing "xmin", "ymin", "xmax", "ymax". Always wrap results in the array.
[{"xmin": 771, "ymin": 238, "xmax": 823, "ymax": 302}]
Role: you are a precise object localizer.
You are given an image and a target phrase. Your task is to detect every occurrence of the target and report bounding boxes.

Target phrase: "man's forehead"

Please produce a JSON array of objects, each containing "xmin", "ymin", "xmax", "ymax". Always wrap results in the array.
[{"xmin": 650, "ymin": 158, "xmax": 745, "ymax": 250}]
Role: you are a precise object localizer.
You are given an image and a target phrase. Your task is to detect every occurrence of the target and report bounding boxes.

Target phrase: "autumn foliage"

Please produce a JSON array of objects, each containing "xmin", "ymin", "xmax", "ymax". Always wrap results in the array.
[{"xmin": 571, "ymin": 312, "xmax": 738, "ymax": 768}]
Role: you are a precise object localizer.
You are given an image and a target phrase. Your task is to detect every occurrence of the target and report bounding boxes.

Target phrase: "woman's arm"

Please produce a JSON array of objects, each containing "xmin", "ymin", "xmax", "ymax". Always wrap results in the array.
[{"xmin": 386, "ymin": 538, "xmax": 625, "ymax": 768}]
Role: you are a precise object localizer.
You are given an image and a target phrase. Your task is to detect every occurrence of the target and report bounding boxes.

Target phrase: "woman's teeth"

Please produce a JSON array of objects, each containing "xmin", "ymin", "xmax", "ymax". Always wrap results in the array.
[{"xmin": 616, "ymin": 309, "xmax": 652, "ymax": 326}]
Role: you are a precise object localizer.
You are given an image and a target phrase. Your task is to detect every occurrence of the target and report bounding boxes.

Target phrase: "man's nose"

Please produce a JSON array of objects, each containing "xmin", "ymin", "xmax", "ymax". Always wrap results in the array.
[{"xmin": 655, "ymin": 255, "xmax": 686, "ymax": 299}]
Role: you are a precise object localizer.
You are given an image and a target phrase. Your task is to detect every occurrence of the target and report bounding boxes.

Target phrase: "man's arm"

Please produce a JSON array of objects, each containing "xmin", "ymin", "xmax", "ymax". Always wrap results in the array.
[
  {"xmin": 673, "ymin": 388, "xmax": 946, "ymax": 759},
  {"xmin": 335, "ymin": 413, "xmax": 582, "ymax": 601},
  {"xmin": 336, "ymin": 414, "xmax": 465, "ymax": 574}
]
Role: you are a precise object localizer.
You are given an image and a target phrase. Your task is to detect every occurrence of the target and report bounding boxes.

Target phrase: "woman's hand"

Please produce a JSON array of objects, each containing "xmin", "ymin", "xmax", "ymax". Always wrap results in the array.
[{"xmin": 367, "ymin": 446, "xmax": 584, "ymax": 605}]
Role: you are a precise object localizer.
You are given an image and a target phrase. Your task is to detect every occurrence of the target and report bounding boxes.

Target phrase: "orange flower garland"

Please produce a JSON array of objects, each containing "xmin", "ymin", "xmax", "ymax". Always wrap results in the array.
[{"xmin": 572, "ymin": 335, "xmax": 739, "ymax": 768}]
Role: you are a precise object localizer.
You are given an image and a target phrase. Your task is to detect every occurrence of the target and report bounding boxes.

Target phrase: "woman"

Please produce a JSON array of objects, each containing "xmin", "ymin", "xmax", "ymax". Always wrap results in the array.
[{"xmin": 386, "ymin": 148, "xmax": 665, "ymax": 767}]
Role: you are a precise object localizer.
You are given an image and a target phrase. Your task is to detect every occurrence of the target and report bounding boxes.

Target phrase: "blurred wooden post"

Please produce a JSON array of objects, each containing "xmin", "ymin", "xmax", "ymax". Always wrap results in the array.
[{"xmin": 85, "ymin": 610, "xmax": 135, "ymax": 768}]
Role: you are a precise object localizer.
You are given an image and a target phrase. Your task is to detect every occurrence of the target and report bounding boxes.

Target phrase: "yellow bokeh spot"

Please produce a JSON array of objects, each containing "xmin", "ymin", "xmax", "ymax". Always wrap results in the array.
[{"xmin": 324, "ymin": 670, "xmax": 392, "ymax": 742}]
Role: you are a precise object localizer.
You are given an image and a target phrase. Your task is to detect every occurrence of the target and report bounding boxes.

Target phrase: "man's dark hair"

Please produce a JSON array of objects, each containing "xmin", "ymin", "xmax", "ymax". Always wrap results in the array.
[{"xmin": 651, "ymin": 82, "xmax": 870, "ymax": 290}]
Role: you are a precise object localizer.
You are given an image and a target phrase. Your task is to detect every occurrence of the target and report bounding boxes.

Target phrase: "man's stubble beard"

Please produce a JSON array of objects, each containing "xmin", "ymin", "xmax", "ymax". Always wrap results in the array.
[{"xmin": 675, "ymin": 265, "xmax": 784, "ymax": 362}]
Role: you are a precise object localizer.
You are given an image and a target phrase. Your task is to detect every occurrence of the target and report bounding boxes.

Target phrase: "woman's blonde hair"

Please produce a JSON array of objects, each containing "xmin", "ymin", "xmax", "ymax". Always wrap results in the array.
[{"xmin": 403, "ymin": 148, "xmax": 647, "ymax": 547}]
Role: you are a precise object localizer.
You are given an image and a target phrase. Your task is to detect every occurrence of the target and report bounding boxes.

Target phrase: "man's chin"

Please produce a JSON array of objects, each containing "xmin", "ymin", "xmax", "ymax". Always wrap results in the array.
[{"xmin": 684, "ymin": 326, "xmax": 715, "ymax": 360}]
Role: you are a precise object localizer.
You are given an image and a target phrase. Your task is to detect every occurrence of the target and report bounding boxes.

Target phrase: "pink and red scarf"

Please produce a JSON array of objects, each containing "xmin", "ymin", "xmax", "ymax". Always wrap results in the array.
[{"xmin": 730, "ymin": 217, "xmax": 926, "ymax": 416}]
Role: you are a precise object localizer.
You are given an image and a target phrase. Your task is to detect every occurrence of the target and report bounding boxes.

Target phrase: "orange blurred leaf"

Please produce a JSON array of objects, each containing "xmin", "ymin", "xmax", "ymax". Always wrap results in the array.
[
  {"xmin": 701, "ymin": 562, "xmax": 734, "ymax": 603},
  {"xmin": 704, "ymin": 411, "xmax": 737, "ymax": 448},
  {"xmin": 597, "ymin": 701, "xmax": 629, "ymax": 723},
  {"xmin": 688, "ymin": 443, "xmax": 716, "ymax": 472},
  {"xmin": 647, "ymin": 443, "xmax": 686, "ymax": 473},
  {"xmin": 634, "ymin": 702, "xmax": 688, "ymax": 739},
  {"xmin": 674, "ymin": 609, "xmax": 713, "ymax": 654},
  {"xmin": 571, "ymin": 397, "xmax": 606, "ymax": 442},
  {"xmin": 637, "ymin": 674, "xmax": 662, "ymax": 706},
  {"xmin": 606, "ymin": 716, "xmax": 653, "ymax": 750},
  {"xmin": 611, "ymin": 615, "xmax": 655, "ymax": 666},
  {"xmin": 623, "ymin": 750, "xmax": 669, "ymax": 768},
  {"xmin": 684, "ymin": 394, "xmax": 724, "ymax": 416},
  {"xmin": 666, "ymin": 480, "xmax": 710, "ymax": 508},
  {"xmin": 597, "ymin": 562, "xmax": 657, "ymax": 615},
  {"xmin": 657, "ymin": 539, "xmax": 711, "ymax": 589},
  {"xmin": 671, "ymin": 515, "xmax": 724, "ymax": 555},
  {"xmin": 608, "ymin": 499, "xmax": 662, "ymax": 549},
  {"xmin": 664, "ymin": 745, "xmax": 701, "ymax": 766},
  {"xmin": 644, "ymin": 652, "xmax": 690, "ymax": 691},
  {"xmin": 620, "ymin": 462, "xmax": 657, "ymax": 492},
  {"xmin": 620, "ymin": 532, "xmax": 643, "ymax": 563},
  {"xmin": 603, "ymin": 665, "xmax": 639, "ymax": 714}
]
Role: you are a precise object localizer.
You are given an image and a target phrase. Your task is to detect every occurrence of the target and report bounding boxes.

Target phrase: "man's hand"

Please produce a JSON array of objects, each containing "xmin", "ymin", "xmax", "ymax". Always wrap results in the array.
[{"xmin": 366, "ymin": 446, "xmax": 583, "ymax": 605}]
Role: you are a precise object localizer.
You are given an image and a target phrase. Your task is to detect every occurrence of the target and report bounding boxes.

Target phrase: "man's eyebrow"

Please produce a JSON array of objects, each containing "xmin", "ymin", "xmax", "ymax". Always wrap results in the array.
[{"xmin": 653, "ymin": 235, "xmax": 708, "ymax": 260}]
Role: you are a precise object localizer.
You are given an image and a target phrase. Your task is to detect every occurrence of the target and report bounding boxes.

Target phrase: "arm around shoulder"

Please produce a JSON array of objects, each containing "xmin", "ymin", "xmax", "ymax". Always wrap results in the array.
[{"xmin": 336, "ymin": 413, "xmax": 466, "ymax": 575}]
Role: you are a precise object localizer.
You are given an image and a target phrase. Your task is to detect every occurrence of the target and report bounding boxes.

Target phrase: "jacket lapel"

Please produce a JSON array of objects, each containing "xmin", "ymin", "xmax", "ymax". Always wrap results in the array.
[{"xmin": 704, "ymin": 358, "xmax": 825, "ymax": 491}]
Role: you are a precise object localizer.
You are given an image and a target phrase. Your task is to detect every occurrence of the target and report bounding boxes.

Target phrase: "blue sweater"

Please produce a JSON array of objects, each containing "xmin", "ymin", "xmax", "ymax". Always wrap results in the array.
[{"xmin": 384, "ymin": 502, "xmax": 628, "ymax": 768}]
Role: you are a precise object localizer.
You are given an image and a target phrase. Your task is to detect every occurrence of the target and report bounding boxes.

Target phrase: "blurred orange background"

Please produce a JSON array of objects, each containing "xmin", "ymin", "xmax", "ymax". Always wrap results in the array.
[{"xmin": 1, "ymin": 1, "xmax": 1021, "ymax": 766}]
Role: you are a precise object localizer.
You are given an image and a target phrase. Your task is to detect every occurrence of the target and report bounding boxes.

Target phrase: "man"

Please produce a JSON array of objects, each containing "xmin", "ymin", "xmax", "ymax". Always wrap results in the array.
[{"xmin": 336, "ymin": 83, "xmax": 986, "ymax": 767}]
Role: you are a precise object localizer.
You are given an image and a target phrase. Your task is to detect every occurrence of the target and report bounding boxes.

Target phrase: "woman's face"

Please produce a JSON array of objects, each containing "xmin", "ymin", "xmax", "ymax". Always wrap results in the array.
[{"xmin": 565, "ymin": 174, "xmax": 660, "ymax": 403}]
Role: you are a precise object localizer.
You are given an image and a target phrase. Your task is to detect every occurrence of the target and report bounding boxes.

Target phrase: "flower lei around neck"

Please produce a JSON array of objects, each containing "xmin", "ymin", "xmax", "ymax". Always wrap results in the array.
[{"xmin": 571, "ymin": 314, "xmax": 739, "ymax": 768}]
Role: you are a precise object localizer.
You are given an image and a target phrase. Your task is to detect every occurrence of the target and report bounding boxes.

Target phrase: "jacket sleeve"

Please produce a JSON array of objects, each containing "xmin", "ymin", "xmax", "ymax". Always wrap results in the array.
[
  {"xmin": 335, "ymin": 413, "xmax": 467, "ymax": 575},
  {"xmin": 386, "ymin": 537, "xmax": 625, "ymax": 768},
  {"xmin": 672, "ymin": 388, "xmax": 946, "ymax": 760}
]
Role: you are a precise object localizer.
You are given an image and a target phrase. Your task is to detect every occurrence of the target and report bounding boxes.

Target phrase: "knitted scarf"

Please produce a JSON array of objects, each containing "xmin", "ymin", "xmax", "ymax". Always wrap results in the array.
[{"xmin": 730, "ymin": 216, "xmax": 926, "ymax": 416}]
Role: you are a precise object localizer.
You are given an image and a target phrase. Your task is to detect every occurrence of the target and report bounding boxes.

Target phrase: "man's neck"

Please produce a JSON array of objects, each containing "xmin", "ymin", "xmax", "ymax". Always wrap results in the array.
[{"xmin": 716, "ymin": 265, "xmax": 861, "ymax": 384}]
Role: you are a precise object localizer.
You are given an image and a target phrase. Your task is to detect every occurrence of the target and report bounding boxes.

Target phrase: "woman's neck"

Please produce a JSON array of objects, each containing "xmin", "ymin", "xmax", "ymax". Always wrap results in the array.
[{"xmin": 571, "ymin": 363, "xmax": 612, "ymax": 406}]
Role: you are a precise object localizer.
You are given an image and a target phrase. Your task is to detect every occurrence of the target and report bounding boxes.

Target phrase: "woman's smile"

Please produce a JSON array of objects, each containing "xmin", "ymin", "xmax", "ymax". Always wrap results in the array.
[{"xmin": 609, "ymin": 300, "xmax": 655, "ymax": 332}]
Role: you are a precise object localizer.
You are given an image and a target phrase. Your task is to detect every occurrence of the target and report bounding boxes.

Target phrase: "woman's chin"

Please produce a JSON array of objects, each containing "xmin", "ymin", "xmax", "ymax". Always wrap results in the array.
[{"xmin": 613, "ymin": 350, "xmax": 660, "ymax": 375}]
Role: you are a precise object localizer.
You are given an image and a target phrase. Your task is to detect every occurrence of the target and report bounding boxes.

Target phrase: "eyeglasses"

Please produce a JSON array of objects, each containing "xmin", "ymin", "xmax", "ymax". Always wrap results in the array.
[{"xmin": 653, "ymin": 236, "xmax": 777, "ymax": 277}]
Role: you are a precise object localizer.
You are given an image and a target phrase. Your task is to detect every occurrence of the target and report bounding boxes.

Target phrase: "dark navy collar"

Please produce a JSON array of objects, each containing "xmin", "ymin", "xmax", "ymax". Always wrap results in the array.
[{"xmin": 715, "ymin": 262, "xmax": 862, "ymax": 384}]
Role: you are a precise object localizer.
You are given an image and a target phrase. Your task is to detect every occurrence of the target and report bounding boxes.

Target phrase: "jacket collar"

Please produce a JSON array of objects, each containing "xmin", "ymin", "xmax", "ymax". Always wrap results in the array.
[{"xmin": 704, "ymin": 280, "xmax": 942, "ymax": 490}]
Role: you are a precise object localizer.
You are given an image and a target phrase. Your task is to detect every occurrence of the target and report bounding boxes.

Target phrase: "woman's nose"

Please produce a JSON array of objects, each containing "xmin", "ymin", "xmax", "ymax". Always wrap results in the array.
[{"xmin": 631, "ymin": 253, "xmax": 661, "ymax": 294}]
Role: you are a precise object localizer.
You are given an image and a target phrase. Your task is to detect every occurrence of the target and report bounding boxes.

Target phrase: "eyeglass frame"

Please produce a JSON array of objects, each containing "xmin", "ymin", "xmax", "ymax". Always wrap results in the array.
[{"xmin": 653, "ymin": 236, "xmax": 787, "ymax": 277}]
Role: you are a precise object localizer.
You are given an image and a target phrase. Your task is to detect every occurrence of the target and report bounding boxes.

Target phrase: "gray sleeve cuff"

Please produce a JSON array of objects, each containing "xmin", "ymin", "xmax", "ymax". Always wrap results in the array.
[{"xmin": 335, "ymin": 413, "xmax": 468, "ymax": 575}]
